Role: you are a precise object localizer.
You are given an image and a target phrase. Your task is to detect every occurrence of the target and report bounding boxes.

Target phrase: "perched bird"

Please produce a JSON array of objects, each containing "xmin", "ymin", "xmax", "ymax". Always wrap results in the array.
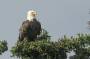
[{"xmin": 19, "ymin": 10, "xmax": 41, "ymax": 41}]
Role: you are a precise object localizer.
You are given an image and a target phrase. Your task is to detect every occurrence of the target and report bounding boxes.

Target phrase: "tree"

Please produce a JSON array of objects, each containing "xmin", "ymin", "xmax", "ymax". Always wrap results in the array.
[
  {"xmin": 11, "ymin": 29, "xmax": 90, "ymax": 59},
  {"xmin": 11, "ymin": 29, "xmax": 68, "ymax": 59},
  {"xmin": 0, "ymin": 40, "xmax": 8, "ymax": 55},
  {"xmin": 68, "ymin": 34, "xmax": 90, "ymax": 59},
  {"xmin": 11, "ymin": 29, "xmax": 54, "ymax": 59}
]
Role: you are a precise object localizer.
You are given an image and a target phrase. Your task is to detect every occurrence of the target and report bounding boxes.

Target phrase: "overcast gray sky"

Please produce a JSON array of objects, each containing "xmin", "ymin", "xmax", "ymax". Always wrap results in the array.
[{"xmin": 0, "ymin": 0, "xmax": 90, "ymax": 59}]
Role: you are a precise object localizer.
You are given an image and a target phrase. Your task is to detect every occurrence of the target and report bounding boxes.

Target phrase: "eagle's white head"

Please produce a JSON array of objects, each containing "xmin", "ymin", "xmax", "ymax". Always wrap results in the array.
[{"xmin": 27, "ymin": 10, "xmax": 37, "ymax": 21}]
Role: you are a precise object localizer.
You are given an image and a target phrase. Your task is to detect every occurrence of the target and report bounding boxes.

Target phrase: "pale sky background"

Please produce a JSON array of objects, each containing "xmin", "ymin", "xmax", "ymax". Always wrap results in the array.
[{"xmin": 0, "ymin": 0, "xmax": 90, "ymax": 59}]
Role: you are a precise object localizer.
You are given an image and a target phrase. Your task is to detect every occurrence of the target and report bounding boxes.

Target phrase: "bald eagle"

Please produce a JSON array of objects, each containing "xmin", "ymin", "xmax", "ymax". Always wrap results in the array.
[{"xmin": 19, "ymin": 10, "xmax": 41, "ymax": 41}]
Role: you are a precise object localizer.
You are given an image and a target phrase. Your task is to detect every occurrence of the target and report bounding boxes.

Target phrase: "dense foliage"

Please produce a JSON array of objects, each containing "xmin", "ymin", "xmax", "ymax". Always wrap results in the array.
[
  {"xmin": 11, "ymin": 30, "xmax": 90, "ymax": 59},
  {"xmin": 0, "ymin": 40, "xmax": 8, "ymax": 55},
  {"xmin": 69, "ymin": 34, "xmax": 90, "ymax": 59}
]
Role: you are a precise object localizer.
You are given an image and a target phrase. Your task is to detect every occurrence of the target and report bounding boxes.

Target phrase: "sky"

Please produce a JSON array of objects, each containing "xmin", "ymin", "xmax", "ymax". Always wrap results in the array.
[{"xmin": 0, "ymin": 0, "xmax": 90, "ymax": 59}]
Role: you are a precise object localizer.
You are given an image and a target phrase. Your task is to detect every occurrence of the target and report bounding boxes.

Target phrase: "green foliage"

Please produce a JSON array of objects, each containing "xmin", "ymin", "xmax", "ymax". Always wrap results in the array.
[
  {"xmin": 37, "ymin": 29, "xmax": 51, "ymax": 40},
  {"xmin": 0, "ymin": 40, "xmax": 8, "ymax": 55},
  {"xmin": 71, "ymin": 34, "xmax": 90, "ymax": 59},
  {"xmin": 11, "ymin": 29, "xmax": 67, "ymax": 59},
  {"xmin": 58, "ymin": 34, "xmax": 90, "ymax": 59},
  {"xmin": 11, "ymin": 40, "xmax": 67, "ymax": 59},
  {"xmin": 11, "ymin": 32, "xmax": 90, "ymax": 59}
]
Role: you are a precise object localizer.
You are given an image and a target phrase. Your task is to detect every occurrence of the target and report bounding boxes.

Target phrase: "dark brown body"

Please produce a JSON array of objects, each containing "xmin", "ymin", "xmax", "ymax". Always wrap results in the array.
[{"xmin": 19, "ymin": 19, "xmax": 41, "ymax": 41}]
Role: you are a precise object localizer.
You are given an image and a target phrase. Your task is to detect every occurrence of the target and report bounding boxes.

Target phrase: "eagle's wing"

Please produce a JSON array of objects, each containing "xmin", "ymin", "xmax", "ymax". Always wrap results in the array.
[
  {"xmin": 35, "ymin": 20, "xmax": 41, "ymax": 35},
  {"xmin": 19, "ymin": 20, "xmax": 31, "ymax": 41},
  {"xmin": 19, "ymin": 20, "xmax": 30, "ymax": 32},
  {"xmin": 30, "ymin": 19, "xmax": 41, "ymax": 35}
]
